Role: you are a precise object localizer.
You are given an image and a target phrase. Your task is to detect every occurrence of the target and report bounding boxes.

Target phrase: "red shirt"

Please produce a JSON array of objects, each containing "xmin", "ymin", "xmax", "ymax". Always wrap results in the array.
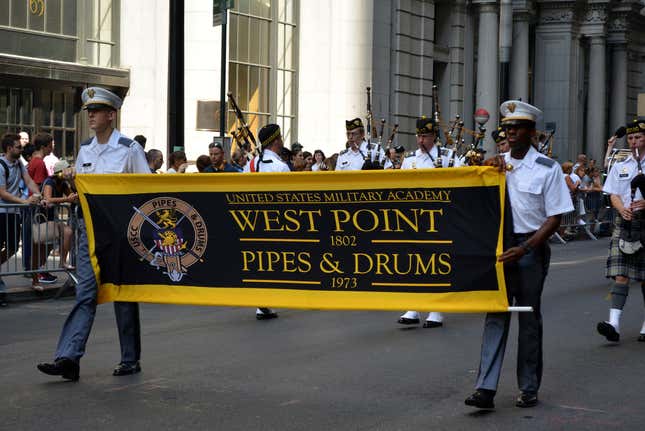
[{"xmin": 28, "ymin": 156, "xmax": 48, "ymax": 187}]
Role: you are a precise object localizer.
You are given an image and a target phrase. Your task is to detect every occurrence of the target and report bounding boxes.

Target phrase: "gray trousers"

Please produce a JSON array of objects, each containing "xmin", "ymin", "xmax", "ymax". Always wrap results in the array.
[
  {"xmin": 475, "ymin": 238, "xmax": 550, "ymax": 394},
  {"xmin": 55, "ymin": 220, "xmax": 141, "ymax": 365}
]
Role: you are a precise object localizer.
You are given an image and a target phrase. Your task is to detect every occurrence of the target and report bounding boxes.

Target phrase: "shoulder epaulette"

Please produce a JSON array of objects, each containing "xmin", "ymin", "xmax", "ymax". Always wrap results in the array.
[
  {"xmin": 80, "ymin": 138, "xmax": 93, "ymax": 146},
  {"xmin": 339, "ymin": 149, "xmax": 348, "ymax": 155},
  {"xmin": 535, "ymin": 157, "xmax": 556, "ymax": 168},
  {"xmin": 118, "ymin": 137, "xmax": 135, "ymax": 148},
  {"xmin": 260, "ymin": 159, "xmax": 273, "ymax": 164}
]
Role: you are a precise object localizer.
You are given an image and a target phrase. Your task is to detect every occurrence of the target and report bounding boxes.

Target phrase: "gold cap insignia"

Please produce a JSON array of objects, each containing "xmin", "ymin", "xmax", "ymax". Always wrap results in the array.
[
  {"xmin": 87, "ymin": 88, "xmax": 95, "ymax": 98},
  {"xmin": 639, "ymin": 123, "xmax": 645, "ymax": 130},
  {"xmin": 507, "ymin": 102, "xmax": 516, "ymax": 113}
]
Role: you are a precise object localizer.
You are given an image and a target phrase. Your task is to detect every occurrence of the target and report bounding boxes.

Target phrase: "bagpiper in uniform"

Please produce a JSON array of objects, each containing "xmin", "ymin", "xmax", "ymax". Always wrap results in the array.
[
  {"xmin": 37, "ymin": 87, "xmax": 150, "ymax": 380},
  {"xmin": 336, "ymin": 118, "xmax": 385, "ymax": 171},
  {"xmin": 492, "ymin": 127, "xmax": 509, "ymax": 154},
  {"xmin": 464, "ymin": 100, "xmax": 573, "ymax": 409},
  {"xmin": 597, "ymin": 118, "xmax": 645, "ymax": 343},
  {"xmin": 243, "ymin": 123, "xmax": 290, "ymax": 320},
  {"xmin": 397, "ymin": 116, "xmax": 463, "ymax": 328}
]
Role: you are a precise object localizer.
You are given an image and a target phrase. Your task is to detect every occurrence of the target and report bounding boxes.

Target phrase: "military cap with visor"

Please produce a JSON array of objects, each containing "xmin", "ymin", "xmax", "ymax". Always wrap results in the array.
[
  {"xmin": 499, "ymin": 100, "xmax": 542, "ymax": 128},
  {"xmin": 81, "ymin": 87, "xmax": 123, "ymax": 111}
]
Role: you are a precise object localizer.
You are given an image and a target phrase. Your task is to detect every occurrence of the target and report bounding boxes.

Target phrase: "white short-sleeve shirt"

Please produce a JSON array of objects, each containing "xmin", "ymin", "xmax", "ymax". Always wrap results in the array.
[
  {"xmin": 75, "ymin": 129, "xmax": 149, "ymax": 174},
  {"xmin": 400, "ymin": 146, "xmax": 462, "ymax": 170},
  {"xmin": 243, "ymin": 148, "xmax": 290, "ymax": 173},
  {"xmin": 603, "ymin": 155, "xmax": 644, "ymax": 207},
  {"xmin": 335, "ymin": 148, "xmax": 365, "ymax": 171},
  {"xmin": 504, "ymin": 146, "xmax": 574, "ymax": 233}
]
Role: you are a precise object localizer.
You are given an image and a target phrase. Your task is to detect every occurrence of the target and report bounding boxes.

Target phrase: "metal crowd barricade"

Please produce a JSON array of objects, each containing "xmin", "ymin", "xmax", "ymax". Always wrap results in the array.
[
  {"xmin": 0, "ymin": 202, "xmax": 79, "ymax": 294},
  {"xmin": 554, "ymin": 190, "xmax": 615, "ymax": 244}
]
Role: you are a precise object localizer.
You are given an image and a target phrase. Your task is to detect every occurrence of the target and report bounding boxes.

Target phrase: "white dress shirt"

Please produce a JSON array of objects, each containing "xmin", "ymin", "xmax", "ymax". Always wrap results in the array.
[
  {"xmin": 400, "ymin": 146, "xmax": 462, "ymax": 170},
  {"xmin": 335, "ymin": 147, "xmax": 366, "ymax": 171},
  {"xmin": 75, "ymin": 129, "xmax": 149, "ymax": 174},
  {"xmin": 243, "ymin": 148, "xmax": 290, "ymax": 173},
  {"xmin": 504, "ymin": 146, "xmax": 574, "ymax": 233},
  {"xmin": 603, "ymin": 154, "xmax": 644, "ymax": 207}
]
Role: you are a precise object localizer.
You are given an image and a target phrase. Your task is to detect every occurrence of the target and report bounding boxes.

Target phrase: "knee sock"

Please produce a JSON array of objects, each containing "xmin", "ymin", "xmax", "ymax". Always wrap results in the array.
[
  {"xmin": 609, "ymin": 309, "xmax": 622, "ymax": 332},
  {"xmin": 610, "ymin": 282, "xmax": 629, "ymax": 310}
]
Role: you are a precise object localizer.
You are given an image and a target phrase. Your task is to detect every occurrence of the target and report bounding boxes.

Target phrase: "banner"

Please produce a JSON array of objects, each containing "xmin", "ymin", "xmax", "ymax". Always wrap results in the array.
[{"xmin": 75, "ymin": 167, "xmax": 509, "ymax": 312}]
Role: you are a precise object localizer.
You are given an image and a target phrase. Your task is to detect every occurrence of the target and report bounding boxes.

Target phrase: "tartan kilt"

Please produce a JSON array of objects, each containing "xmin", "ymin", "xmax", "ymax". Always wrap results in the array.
[{"xmin": 606, "ymin": 216, "xmax": 645, "ymax": 281}]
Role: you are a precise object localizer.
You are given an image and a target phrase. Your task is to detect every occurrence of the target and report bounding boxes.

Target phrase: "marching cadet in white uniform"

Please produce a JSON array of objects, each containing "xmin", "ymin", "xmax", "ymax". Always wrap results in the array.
[
  {"xmin": 244, "ymin": 124, "xmax": 289, "ymax": 319},
  {"xmin": 336, "ymin": 118, "xmax": 385, "ymax": 171},
  {"xmin": 464, "ymin": 101, "xmax": 573, "ymax": 409},
  {"xmin": 397, "ymin": 116, "xmax": 463, "ymax": 328},
  {"xmin": 597, "ymin": 117, "xmax": 645, "ymax": 343},
  {"xmin": 38, "ymin": 87, "xmax": 150, "ymax": 380}
]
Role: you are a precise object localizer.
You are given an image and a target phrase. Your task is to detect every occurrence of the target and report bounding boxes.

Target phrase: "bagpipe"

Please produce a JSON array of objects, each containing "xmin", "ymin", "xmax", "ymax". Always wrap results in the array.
[
  {"xmin": 618, "ymin": 147, "xmax": 645, "ymax": 254},
  {"xmin": 228, "ymin": 92, "xmax": 259, "ymax": 160}
]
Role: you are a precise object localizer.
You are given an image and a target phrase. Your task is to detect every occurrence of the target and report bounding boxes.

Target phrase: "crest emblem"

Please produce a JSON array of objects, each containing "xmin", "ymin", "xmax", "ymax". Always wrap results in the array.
[
  {"xmin": 87, "ymin": 88, "xmax": 95, "ymax": 98},
  {"xmin": 507, "ymin": 102, "xmax": 516, "ymax": 113},
  {"xmin": 128, "ymin": 197, "xmax": 208, "ymax": 282}
]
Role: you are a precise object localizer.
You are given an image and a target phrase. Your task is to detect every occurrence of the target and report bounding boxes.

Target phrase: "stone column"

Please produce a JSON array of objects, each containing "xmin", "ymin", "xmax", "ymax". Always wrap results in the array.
[
  {"xmin": 509, "ymin": 11, "xmax": 531, "ymax": 102},
  {"xmin": 609, "ymin": 44, "xmax": 627, "ymax": 132},
  {"xmin": 449, "ymin": 0, "xmax": 466, "ymax": 120},
  {"xmin": 586, "ymin": 35, "xmax": 607, "ymax": 162},
  {"xmin": 474, "ymin": 1, "xmax": 499, "ymax": 155}
]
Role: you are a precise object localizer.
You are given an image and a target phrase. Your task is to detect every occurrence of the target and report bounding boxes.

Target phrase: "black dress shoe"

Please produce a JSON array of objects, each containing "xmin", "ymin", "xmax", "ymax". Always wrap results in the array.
[
  {"xmin": 113, "ymin": 362, "xmax": 141, "ymax": 376},
  {"xmin": 256, "ymin": 311, "xmax": 278, "ymax": 320},
  {"xmin": 597, "ymin": 321, "xmax": 620, "ymax": 342},
  {"xmin": 397, "ymin": 317, "xmax": 420, "ymax": 325},
  {"xmin": 638, "ymin": 334, "xmax": 645, "ymax": 342},
  {"xmin": 464, "ymin": 389, "xmax": 495, "ymax": 409},
  {"xmin": 516, "ymin": 392, "xmax": 538, "ymax": 408},
  {"xmin": 37, "ymin": 358, "xmax": 79, "ymax": 381},
  {"xmin": 423, "ymin": 320, "xmax": 443, "ymax": 328}
]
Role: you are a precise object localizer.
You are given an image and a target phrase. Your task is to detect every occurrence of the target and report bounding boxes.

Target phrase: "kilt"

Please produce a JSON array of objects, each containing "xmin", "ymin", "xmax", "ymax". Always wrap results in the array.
[{"xmin": 606, "ymin": 216, "xmax": 645, "ymax": 281}]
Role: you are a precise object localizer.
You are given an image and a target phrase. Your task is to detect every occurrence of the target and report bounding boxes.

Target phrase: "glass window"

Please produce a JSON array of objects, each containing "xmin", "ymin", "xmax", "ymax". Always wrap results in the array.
[
  {"xmin": 46, "ymin": 0, "xmax": 62, "ymax": 34},
  {"xmin": 229, "ymin": 14, "xmax": 238, "ymax": 62},
  {"xmin": 238, "ymin": 15, "xmax": 249, "ymax": 63},
  {"xmin": 0, "ymin": 88, "xmax": 7, "ymax": 124},
  {"xmin": 21, "ymin": 90, "xmax": 33, "ymax": 125},
  {"xmin": 0, "ymin": 2, "xmax": 9, "ymax": 26},
  {"xmin": 11, "ymin": 0, "xmax": 27, "ymax": 28},
  {"xmin": 29, "ymin": 1, "xmax": 46, "ymax": 32},
  {"xmin": 53, "ymin": 92, "xmax": 64, "ymax": 127},
  {"xmin": 62, "ymin": 0, "xmax": 77, "ymax": 36},
  {"xmin": 229, "ymin": 0, "xmax": 297, "ymax": 141}
]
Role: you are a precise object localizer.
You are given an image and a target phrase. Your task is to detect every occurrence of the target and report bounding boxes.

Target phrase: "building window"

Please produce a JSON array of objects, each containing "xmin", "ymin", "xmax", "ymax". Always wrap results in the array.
[
  {"xmin": 0, "ymin": 87, "xmax": 35, "ymax": 137},
  {"xmin": 228, "ymin": 0, "xmax": 298, "ymax": 145},
  {"xmin": 85, "ymin": 0, "xmax": 117, "ymax": 67},
  {"xmin": 39, "ymin": 89, "xmax": 77, "ymax": 161},
  {"xmin": 0, "ymin": 86, "xmax": 77, "ymax": 161}
]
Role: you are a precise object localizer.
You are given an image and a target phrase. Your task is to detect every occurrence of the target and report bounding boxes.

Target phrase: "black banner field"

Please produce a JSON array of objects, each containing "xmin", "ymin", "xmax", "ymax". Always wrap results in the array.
[{"xmin": 76, "ymin": 168, "xmax": 509, "ymax": 312}]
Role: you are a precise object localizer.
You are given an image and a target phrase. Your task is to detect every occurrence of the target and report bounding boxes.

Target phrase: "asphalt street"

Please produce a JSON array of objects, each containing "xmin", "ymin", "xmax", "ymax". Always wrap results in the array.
[{"xmin": 1, "ymin": 237, "xmax": 644, "ymax": 431}]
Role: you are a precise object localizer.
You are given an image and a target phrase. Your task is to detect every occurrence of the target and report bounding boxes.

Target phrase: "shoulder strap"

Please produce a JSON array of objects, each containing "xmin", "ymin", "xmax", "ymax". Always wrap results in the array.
[
  {"xmin": 0, "ymin": 159, "xmax": 9, "ymax": 182},
  {"xmin": 118, "ymin": 137, "xmax": 134, "ymax": 147},
  {"xmin": 535, "ymin": 157, "xmax": 556, "ymax": 168},
  {"xmin": 80, "ymin": 138, "xmax": 93, "ymax": 146}
]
